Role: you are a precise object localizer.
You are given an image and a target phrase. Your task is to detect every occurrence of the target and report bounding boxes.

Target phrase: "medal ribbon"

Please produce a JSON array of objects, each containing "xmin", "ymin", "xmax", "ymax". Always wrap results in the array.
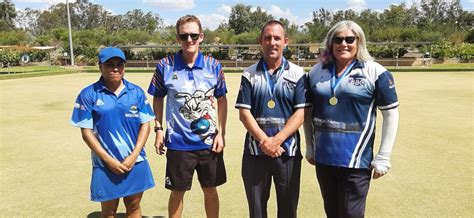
[
  {"xmin": 330, "ymin": 60, "xmax": 356, "ymax": 97},
  {"xmin": 263, "ymin": 58, "xmax": 285, "ymax": 100}
]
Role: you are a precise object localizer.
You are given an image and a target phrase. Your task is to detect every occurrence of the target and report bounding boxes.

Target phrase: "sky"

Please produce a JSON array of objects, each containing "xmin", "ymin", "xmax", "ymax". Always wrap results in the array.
[{"xmin": 11, "ymin": 0, "xmax": 474, "ymax": 30}]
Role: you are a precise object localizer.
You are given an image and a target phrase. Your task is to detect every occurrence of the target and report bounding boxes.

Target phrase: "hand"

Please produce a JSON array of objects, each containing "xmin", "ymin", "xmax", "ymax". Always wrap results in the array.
[
  {"xmin": 371, "ymin": 164, "xmax": 389, "ymax": 179},
  {"xmin": 154, "ymin": 130, "xmax": 166, "ymax": 155},
  {"xmin": 306, "ymin": 157, "xmax": 316, "ymax": 165},
  {"xmin": 212, "ymin": 132, "xmax": 225, "ymax": 153},
  {"xmin": 370, "ymin": 154, "xmax": 391, "ymax": 179},
  {"xmin": 373, "ymin": 171, "xmax": 385, "ymax": 179},
  {"xmin": 260, "ymin": 137, "xmax": 285, "ymax": 158},
  {"xmin": 105, "ymin": 158, "xmax": 130, "ymax": 175},
  {"xmin": 122, "ymin": 155, "xmax": 137, "ymax": 171}
]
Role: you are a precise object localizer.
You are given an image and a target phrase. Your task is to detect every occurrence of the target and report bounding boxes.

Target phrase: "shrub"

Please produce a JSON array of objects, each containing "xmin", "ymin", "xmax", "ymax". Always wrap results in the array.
[
  {"xmin": 368, "ymin": 44, "xmax": 408, "ymax": 58},
  {"xmin": 0, "ymin": 49, "xmax": 21, "ymax": 66}
]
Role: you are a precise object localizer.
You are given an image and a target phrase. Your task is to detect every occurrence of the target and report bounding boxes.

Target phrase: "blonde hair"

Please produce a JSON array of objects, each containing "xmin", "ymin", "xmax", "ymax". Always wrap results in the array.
[{"xmin": 320, "ymin": 20, "xmax": 373, "ymax": 64}]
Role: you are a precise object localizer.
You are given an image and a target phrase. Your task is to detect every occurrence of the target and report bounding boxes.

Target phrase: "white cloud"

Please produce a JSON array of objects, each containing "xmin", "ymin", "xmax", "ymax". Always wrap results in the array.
[
  {"xmin": 198, "ymin": 14, "xmax": 227, "ymax": 30},
  {"xmin": 269, "ymin": 5, "xmax": 297, "ymax": 23},
  {"xmin": 217, "ymin": 4, "xmax": 232, "ymax": 15},
  {"xmin": 346, "ymin": 0, "xmax": 367, "ymax": 12},
  {"xmin": 14, "ymin": 0, "xmax": 62, "ymax": 3},
  {"xmin": 143, "ymin": 0, "xmax": 195, "ymax": 11}
]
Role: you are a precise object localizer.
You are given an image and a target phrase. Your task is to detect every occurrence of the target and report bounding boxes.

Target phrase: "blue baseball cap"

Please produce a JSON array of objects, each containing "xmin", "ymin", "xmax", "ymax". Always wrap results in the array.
[{"xmin": 98, "ymin": 47, "xmax": 126, "ymax": 64}]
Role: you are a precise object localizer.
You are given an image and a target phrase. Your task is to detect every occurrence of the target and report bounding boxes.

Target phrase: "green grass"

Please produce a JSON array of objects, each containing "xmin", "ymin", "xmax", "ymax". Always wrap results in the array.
[
  {"xmin": 0, "ymin": 71, "xmax": 472, "ymax": 217},
  {"xmin": 0, "ymin": 65, "xmax": 79, "ymax": 80}
]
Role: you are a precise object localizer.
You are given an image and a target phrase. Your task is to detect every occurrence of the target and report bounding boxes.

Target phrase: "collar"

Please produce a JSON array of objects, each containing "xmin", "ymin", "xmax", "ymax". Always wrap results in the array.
[
  {"xmin": 256, "ymin": 57, "xmax": 290, "ymax": 73},
  {"xmin": 174, "ymin": 50, "xmax": 204, "ymax": 71},
  {"xmin": 322, "ymin": 59, "xmax": 364, "ymax": 70},
  {"xmin": 94, "ymin": 77, "xmax": 134, "ymax": 92}
]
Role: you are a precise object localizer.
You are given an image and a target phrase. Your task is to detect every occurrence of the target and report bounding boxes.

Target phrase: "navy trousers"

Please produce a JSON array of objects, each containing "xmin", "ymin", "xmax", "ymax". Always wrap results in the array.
[
  {"xmin": 316, "ymin": 163, "xmax": 372, "ymax": 218},
  {"xmin": 242, "ymin": 154, "xmax": 302, "ymax": 218}
]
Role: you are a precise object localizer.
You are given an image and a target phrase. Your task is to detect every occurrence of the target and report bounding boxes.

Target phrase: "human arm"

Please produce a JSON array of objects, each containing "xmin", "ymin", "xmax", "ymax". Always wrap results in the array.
[
  {"xmin": 212, "ymin": 96, "xmax": 227, "ymax": 153},
  {"xmin": 260, "ymin": 108, "xmax": 305, "ymax": 157},
  {"xmin": 122, "ymin": 122, "xmax": 150, "ymax": 169},
  {"xmin": 152, "ymin": 96, "xmax": 166, "ymax": 155},
  {"xmin": 371, "ymin": 108, "xmax": 399, "ymax": 179},
  {"xmin": 80, "ymin": 128, "xmax": 129, "ymax": 174},
  {"xmin": 238, "ymin": 109, "xmax": 284, "ymax": 157},
  {"xmin": 303, "ymin": 107, "xmax": 316, "ymax": 165}
]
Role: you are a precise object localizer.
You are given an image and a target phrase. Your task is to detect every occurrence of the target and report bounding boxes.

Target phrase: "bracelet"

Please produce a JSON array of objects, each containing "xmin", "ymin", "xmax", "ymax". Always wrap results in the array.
[{"xmin": 154, "ymin": 126, "xmax": 163, "ymax": 132}]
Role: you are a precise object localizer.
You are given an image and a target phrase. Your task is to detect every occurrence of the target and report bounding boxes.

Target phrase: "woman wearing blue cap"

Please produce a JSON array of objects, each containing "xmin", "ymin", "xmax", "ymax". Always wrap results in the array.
[{"xmin": 71, "ymin": 47, "xmax": 155, "ymax": 217}]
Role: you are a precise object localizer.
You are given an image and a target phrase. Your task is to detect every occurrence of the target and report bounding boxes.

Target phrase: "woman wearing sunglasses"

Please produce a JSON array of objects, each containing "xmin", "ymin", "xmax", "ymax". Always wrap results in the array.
[{"xmin": 304, "ymin": 20, "xmax": 400, "ymax": 217}]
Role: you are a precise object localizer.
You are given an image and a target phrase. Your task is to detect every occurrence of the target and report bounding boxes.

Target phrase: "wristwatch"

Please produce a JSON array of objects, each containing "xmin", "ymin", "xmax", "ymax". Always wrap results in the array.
[{"xmin": 154, "ymin": 126, "xmax": 163, "ymax": 132}]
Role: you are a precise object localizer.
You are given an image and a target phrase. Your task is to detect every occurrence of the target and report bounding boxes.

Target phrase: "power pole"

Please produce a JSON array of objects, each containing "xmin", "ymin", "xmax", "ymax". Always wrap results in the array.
[{"xmin": 66, "ymin": 0, "xmax": 75, "ymax": 66}]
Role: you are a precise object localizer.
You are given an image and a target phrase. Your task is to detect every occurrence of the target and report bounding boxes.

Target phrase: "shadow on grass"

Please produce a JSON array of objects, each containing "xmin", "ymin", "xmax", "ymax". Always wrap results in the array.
[{"xmin": 87, "ymin": 211, "xmax": 165, "ymax": 218}]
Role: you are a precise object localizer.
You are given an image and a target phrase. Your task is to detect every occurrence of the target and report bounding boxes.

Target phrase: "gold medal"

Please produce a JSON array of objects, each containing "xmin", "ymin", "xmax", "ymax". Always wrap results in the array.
[
  {"xmin": 267, "ymin": 99, "xmax": 276, "ymax": 109},
  {"xmin": 329, "ymin": 96, "xmax": 338, "ymax": 105}
]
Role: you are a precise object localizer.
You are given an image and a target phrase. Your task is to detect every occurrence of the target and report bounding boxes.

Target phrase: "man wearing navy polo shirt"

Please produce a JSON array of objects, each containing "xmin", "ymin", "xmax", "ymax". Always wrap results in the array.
[
  {"xmin": 148, "ymin": 15, "xmax": 227, "ymax": 218},
  {"xmin": 235, "ymin": 20, "xmax": 311, "ymax": 218}
]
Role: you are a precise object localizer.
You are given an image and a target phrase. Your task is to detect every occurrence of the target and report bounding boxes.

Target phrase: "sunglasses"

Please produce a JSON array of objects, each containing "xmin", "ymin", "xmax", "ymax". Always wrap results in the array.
[
  {"xmin": 178, "ymin": 33, "xmax": 201, "ymax": 41},
  {"xmin": 332, "ymin": 36, "xmax": 357, "ymax": 44}
]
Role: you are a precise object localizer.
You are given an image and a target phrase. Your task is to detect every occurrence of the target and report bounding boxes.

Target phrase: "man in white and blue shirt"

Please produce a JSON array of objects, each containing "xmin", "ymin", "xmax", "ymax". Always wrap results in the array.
[
  {"xmin": 235, "ymin": 20, "xmax": 310, "ymax": 218},
  {"xmin": 147, "ymin": 15, "xmax": 227, "ymax": 218}
]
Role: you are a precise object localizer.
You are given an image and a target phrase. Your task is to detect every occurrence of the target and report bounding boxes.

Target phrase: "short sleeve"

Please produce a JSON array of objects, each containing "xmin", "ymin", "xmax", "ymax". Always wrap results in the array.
[
  {"xmin": 235, "ymin": 75, "xmax": 252, "ymax": 109},
  {"xmin": 375, "ymin": 71, "xmax": 399, "ymax": 110},
  {"xmin": 214, "ymin": 62, "xmax": 227, "ymax": 98},
  {"xmin": 137, "ymin": 88, "xmax": 155, "ymax": 123},
  {"xmin": 147, "ymin": 66, "xmax": 167, "ymax": 97},
  {"xmin": 70, "ymin": 89, "xmax": 94, "ymax": 129},
  {"xmin": 293, "ymin": 74, "xmax": 312, "ymax": 109}
]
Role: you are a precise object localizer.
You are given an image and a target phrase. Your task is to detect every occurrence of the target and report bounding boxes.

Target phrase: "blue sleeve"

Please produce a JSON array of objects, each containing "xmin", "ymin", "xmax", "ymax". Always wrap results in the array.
[
  {"xmin": 235, "ymin": 75, "xmax": 252, "ymax": 109},
  {"xmin": 70, "ymin": 88, "xmax": 94, "ymax": 129},
  {"xmin": 375, "ymin": 71, "xmax": 399, "ymax": 110},
  {"xmin": 214, "ymin": 62, "xmax": 227, "ymax": 98},
  {"xmin": 147, "ymin": 65, "xmax": 167, "ymax": 97},
  {"xmin": 137, "ymin": 88, "xmax": 155, "ymax": 123},
  {"xmin": 293, "ymin": 74, "xmax": 311, "ymax": 109}
]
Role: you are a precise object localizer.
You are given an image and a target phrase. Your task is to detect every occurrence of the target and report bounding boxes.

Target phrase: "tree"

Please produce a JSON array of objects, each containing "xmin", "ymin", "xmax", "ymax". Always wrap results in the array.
[
  {"xmin": 356, "ymin": 9, "xmax": 380, "ymax": 40},
  {"xmin": 304, "ymin": 8, "xmax": 332, "ymax": 42},
  {"xmin": 380, "ymin": 3, "xmax": 414, "ymax": 27},
  {"xmin": 15, "ymin": 8, "xmax": 41, "ymax": 34},
  {"xmin": 122, "ymin": 9, "xmax": 163, "ymax": 33},
  {"xmin": 249, "ymin": 6, "xmax": 273, "ymax": 31},
  {"xmin": 418, "ymin": 0, "xmax": 447, "ymax": 28},
  {"xmin": 73, "ymin": 1, "xmax": 110, "ymax": 29},
  {"xmin": 37, "ymin": 4, "xmax": 68, "ymax": 34},
  {"xmin": 228, "ymin": 4, "xmax": 252, "ymax": 34},
  {"xmin": 0, "ymin": 0, "xmax": 17, "ymax": 30}
]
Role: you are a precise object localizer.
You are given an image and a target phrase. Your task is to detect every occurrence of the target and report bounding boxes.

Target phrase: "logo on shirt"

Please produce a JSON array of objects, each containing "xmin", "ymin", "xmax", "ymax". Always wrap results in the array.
[
  {"xmin": 125, "ymin": 105, "xmax": 139, "ymax": 118},
  {"xmin": 74, "ymin": 103, "xmax": 86, "ymax": 111},
  {"xmin": 348, "ymin": 74, "xmax": 366, "ymax": 86},
  {"xmin": 173, "ymin": 73, "xmax": 178, "ymax": 80},
  {"xmin": 204, "ymin": 73, "xmax": 214, "ymax": 78},
  {"xmin": 96, "ymin": 99, "xmax": 105, "ymax": 106},
  {"xmin": 388, "ymin": 78, "xmax": 395, "ymax": 89},
  {"xmin": 175, "ymin": 88, "xmax": 217, "ymax": 145}
]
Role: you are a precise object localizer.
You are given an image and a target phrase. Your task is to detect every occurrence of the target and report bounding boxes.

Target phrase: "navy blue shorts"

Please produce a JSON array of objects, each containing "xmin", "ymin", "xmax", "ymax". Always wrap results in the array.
[{"xmin": 90, "ymin": 159, "xmax": 155, "ymax": 202}]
